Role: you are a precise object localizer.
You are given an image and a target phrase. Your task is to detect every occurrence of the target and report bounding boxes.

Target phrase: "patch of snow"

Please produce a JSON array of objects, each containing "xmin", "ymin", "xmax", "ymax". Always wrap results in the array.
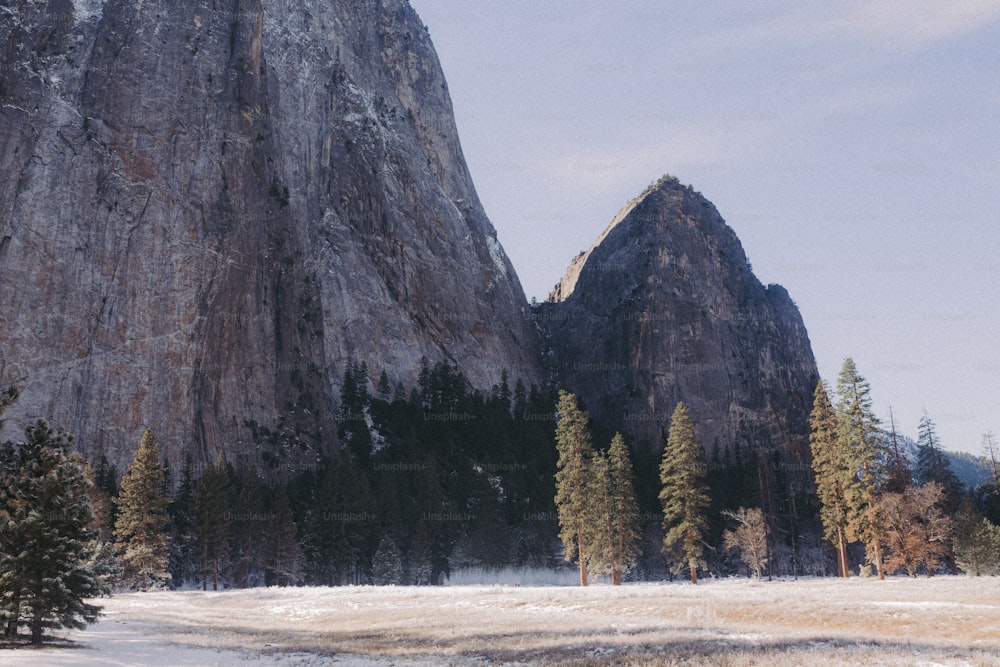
[
  {"xmin": 72, "ymin": 0, "xmax": 105, "ymax": 26},
  {"xmin": 365, "ymin": 406, "xmax": 387, "ymax": 454},
  {"xmin": 486, "ymin": 235, "xmax": 508, "ymax": 279}
]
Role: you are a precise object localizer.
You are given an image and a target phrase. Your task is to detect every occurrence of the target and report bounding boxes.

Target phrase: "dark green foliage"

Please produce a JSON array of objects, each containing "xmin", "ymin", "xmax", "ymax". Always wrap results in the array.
[
  {"xmin": 915, "ymin": 413, "xmax": 963, "ymax": 514},
  {"xmin": 659, "ymin": 403, "xmax": 711, "ymax": 584},
  {"xmin": 231, "ymin": 467, "xmax": 267, "ymax": 587},
  {"xmin": 372, "ymin": 534, "xmax": 404, "ymax": 585},
  {"xmin": 0, "ymin": 421, "xmax": 106, "ymax": 643},
  {"xmin": 602, "ymin": 433, "xmax": 641, "ymax": 584},
  {"xmin": 265, "ymin": 486, "xmax": 300, "ymax": 586},
  {"xmin": 167, "ymin": 454, "xmax": 196, "ymax": 586},
  {"xmin": 953, "ymin": 499, "xmax": 1000, "ymax": 576},
  {"xmin": 809, "ymin": 380, "xmax": 852, "ymax": 577},
  {"xmin": 836, "ymin": 358, "xmax": 887, "ymax": 579},
  {"xmin": 553, "ymin": 391, "xmax": 598, "ymax": 586},
  {"xmin": 193, "ymin": 454, "xmax": 231, "ymax": 591}
]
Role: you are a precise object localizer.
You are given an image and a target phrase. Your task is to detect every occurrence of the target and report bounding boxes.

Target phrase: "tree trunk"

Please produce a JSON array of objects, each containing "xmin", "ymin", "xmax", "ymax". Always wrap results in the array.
[
  {"xmin": 689, "ymin": 562, "xmax": 698, "ymax": 584},
  {"xmin": 837, "ymin": 529, "xmax": 849, "ymax": 578},
  {"xmin": 30, "ymin": 613, "xmax": 43, "ymax": 645},
  {"xmin": 5, "ymin": 594, "xmax": 19, "ymax": 637},
  {"xmin": 873, "ymin": 534, "xmax": 885, "ymax": 580},
  {"xmin": 578, "ymin": 534, "xmax": 588, "ymax": 587}
]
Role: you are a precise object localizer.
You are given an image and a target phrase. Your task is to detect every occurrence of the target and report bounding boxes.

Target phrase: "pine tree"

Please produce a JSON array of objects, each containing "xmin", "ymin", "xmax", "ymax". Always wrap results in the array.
[
  {"xmin": 836, "ymin": 358, "xmax": 886, "ymax": 579},
  {"xmin": 377, "ymin": 370, "xmax": 391, "ymax": 401},
  {"xmin": 265, "ymin": 485, "xmax": 300, "ymax": 586},
  {"xmin": 0, "ymin": 421, "xmax": 106, "ymax": 643},
  {"xmin": 113, "ymin": 429, "xmax": 172, "ymax": 590},
  {"xmin": 915, "ymin": 413, "xmax": 963, "ymax": 513},
  {"xmin": 659, "ymin": 402, "xmax": 711, "ymax": 584},
  {"xmin": 885, "ymin": 407, "xmax": 913, "ymax": 493},
  {"xmin": 808, "ymin": 380, "xmax": 853, "ymax": 577},
  {"xmin": 553, "ymin": 391, "xmax": 598, "ymax": 586},
  {"xmin": 166, "ymin": 454, "xmax": 196, "ymax": 586},
  {"xmin": 606, "ymin": 433, "xmax": 641, "ymax": 584},
  {"xmin": 953, "ymin": 499, "xmax": 1000, "ymax": 576},
  {"xmin": 588, "ymin": 450, "xmax": 613, "ymax": 579},
  {"xmin": 372, "ymin": 534, "xmax": 404, "ymax": 585},
  {"xmin": 193, "ymin": 454, "xmax": 231, "ymax": 591},
  {"xmin": 231, "ymin": 467, "xmax": 266, "ymax": 587}
]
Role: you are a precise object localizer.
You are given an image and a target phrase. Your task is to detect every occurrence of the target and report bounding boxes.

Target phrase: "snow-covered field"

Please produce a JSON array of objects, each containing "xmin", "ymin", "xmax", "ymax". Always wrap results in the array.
[{"xmin": 3, "ymin": 577, "xmax": 1000, "ymax": 666}]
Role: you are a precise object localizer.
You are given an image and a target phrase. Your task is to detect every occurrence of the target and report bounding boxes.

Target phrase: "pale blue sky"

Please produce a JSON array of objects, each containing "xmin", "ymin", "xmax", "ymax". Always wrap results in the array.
[{"xmin": 408, "ymin": 0, "xmax": 1000, "ymax": 455}]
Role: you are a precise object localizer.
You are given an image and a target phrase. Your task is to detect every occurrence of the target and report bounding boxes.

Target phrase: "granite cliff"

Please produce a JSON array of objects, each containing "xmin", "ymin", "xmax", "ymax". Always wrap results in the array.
[
  {"xmin": 0, "ymin": 3, "xmax": 817, "ymax": 479},
  {"xmin": 541, "ymin": 177, "xmax": 818, "ymax": 464},
  {"xmin": 0, "ymin": 0, "xmax": 541, "ymax": 472}
]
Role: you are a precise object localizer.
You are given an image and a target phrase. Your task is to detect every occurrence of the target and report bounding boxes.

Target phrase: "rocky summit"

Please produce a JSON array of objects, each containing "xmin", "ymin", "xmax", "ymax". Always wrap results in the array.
[
  {"xmin": 541, "ymin": 177, "xmax": 818, "ymax": 465},
  {"xmin": 0, "ymin": 0, "xmax": 541, "ymax": 472}
]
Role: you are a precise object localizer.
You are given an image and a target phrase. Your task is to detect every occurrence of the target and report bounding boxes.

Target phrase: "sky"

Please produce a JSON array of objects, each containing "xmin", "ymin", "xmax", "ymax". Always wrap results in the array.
[{"xmin": 407, "ymin": 0, "xmax": 1000, "ymax": 456}]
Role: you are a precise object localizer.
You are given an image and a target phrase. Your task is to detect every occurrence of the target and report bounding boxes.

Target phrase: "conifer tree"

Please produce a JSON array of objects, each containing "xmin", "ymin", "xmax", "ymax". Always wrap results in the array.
[
  {"xmin": 915, "ymin": 413, "xmax": 963, "ymax": 511},
  {"xmin": 588, "ymin": 450, "xmax": 613, "ymax": 579},
  {"xmin": 809, "ymin": 380, "xmax": 853, "ymax": 577},
  {"xmin": 953, "ymin": 499, "xmax": 1000, "ymax": 576},
  {"xmin": 167, "ymin": 454, "xmax": 196, "ymax": 586},
  {"xmin": 554, "ymin": 391, "xmax": 598, "ymax": 586},
  {"xmin": 231, "ymin": 467, "xmax": 266, "ymax": 587},
  {"xmin": 659, "ymin": 402, "xmax": 711, "ymax": 584},
  {"xmin": 0, "ymin": 421, "xmax": 105, "ymax": 643},
  {"xmin": 265, "ymin": 485, "xmax": 300, "ymax": 586},
  {"xmin": 193, "ymin": 454, "xmax": 231, "ymax": 591},
  {"xmin": 606, "ymin": 433, "xmax": 641, "ymax": 584},
  {"xmin": 113, "ymin": 429, "xmax": 172, "ymax": 590},
  {"xmin": 372, "ymin": 534, "xmax": 404, "ymax": 585},
  {"xmin": 836, "ymin": 358, "xmax": 886, "ymax": 579}
]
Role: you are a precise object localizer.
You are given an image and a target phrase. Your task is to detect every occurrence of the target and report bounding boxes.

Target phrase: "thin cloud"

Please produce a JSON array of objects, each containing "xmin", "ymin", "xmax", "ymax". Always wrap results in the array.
[{"xmin": 842, "ymin": 0, "xmax": 1000, "ymax": 49}]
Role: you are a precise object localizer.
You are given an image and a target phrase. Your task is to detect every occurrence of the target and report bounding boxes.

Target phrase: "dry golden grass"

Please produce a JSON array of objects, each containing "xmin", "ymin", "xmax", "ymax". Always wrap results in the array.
[{"xmin": 71, "ymin": 577, "xmax": 1000, "ymax": 665}]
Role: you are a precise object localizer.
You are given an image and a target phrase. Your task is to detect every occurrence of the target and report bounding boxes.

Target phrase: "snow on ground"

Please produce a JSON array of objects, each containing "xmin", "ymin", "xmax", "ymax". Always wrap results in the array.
[{"xmin": 3, "ymin": 577, "xmax": 1000, "ymax": 666}]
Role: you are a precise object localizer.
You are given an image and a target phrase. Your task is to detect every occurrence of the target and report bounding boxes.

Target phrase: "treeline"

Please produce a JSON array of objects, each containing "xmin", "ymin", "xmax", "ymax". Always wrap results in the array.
[
  {"xmin": 550, "ymin": 358, "xmax": 1000, "ymax": 586},
  {"xmin": 4, "ymin": 356, "xmax": 1000, "ymax": 640},
  {"xmin": 809, "ymin": 358, "xmax": 1000, "ymax": 579},
  {"xmin": 78, "ymin": 360, "xmax": 565, "ymax": 591}
]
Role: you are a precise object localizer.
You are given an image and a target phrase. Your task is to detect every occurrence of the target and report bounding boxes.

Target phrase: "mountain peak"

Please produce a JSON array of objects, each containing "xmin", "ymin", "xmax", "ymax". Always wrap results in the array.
[{"xmin": 540, "ymin": 177, "xmax": 817, "ymax": 464}]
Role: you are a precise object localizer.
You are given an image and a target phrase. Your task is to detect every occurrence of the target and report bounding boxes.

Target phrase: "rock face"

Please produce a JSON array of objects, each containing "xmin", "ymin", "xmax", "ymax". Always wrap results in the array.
[
  {"xmin": 541, "ymin": 177, "xmax": 818, "ymax": 462},
  {"xmin": 0, "ymin": 0, "xmax": 541, "ymax": 472}
]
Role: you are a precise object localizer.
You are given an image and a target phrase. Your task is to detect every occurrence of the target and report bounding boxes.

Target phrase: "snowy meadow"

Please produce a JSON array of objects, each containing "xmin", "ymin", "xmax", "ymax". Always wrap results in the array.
[{"xmin": 3, "ymin": 576, "xmax": 1000, "ymax": 666}]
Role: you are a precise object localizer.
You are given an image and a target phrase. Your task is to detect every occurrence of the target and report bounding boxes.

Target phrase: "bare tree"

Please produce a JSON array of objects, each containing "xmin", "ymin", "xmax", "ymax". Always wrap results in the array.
[
  {"xmin": 877, "ymin": 483, "xmax": 953, "ymax": 577},
  {"xmin": 722, "ymin": 507, "xmax": 769, "ymax": 579}
]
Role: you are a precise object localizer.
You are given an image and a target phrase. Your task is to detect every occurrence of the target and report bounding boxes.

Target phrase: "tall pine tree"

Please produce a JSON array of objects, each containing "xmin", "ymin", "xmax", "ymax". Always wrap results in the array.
[
  {"xmin": 659, "ymin": 403, "xmax": 711, "ymax": 584},
  {"xmin": 0, "ymin": 421, "xmax": 106, "ymax": 643},
  {"xmin": 836, "ymin": 358, "xmax": 886, "ymax": 579},
  {"xmin": 193, "ymin": 454, "xmax": 231, "ymax": 591},
  {"xmin": 606, "ymin": 433, "xmax": 641, "ymax": 584},
  {"xmin": 113, "ymin": 429, "xmax": 172, "ymax": 590},
  {"xmin": 553, "ymin": 391, "xmax": 598, "ymax": 586},
  {"xmin": 265, "ymin": 485, "xmax": 300, "ymax": 586},
  {"xmin": 915, "ymin": 413, "xmax": 963, "ymax": 511},
  {"xmin": 809, "ymin": 380, "xmax": 853, "ymax": 577}
]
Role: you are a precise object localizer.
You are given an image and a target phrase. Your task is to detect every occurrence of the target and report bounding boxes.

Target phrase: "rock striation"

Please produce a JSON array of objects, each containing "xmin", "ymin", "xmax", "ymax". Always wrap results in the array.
[
  {"xmin": 541, "ymin": 177, "xmax": 818, "ymax": 462},
  {"xmin": 0, "ymin": 0, "xmax": 541, "ymax": 472}
]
